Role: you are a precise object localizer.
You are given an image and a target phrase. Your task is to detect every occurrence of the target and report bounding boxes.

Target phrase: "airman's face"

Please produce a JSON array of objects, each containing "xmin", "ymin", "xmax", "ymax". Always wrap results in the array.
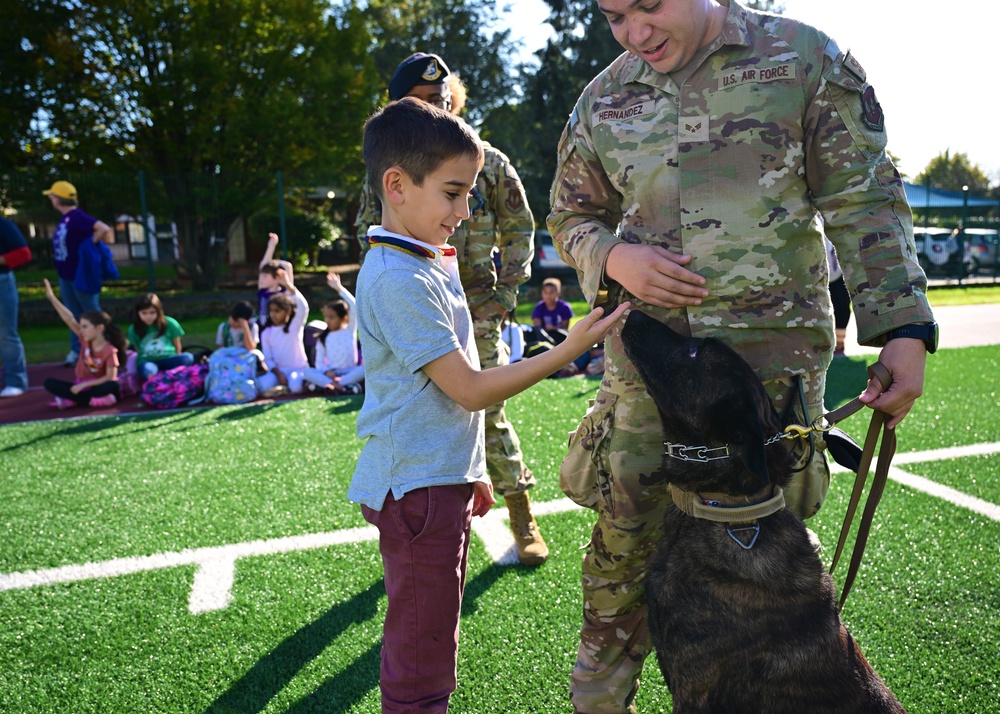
[
  {"xmin": 597, "ymin": 0, "xmax": 726, "ymax": 75},
  {"xmin": 406, "ymin": 83, "xmax": 453, "ymax": 112}
]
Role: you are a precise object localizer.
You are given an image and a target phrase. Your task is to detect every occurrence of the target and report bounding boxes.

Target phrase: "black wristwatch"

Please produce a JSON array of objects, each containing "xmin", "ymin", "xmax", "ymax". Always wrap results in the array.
[{"xmin": 885, "ymin": 322, "xmax": 939, "ymax": 354}]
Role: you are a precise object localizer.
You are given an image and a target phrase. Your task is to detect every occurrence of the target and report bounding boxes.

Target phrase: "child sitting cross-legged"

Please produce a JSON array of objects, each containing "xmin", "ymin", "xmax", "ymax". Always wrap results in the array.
[
  {"xmin": 255, "ymin": 269, "xmax": 314, "ymax": 398},
  {"xmin": 127, "ymin": 293, "xmax": 194, "ymax": 380},
  {"xmin": 42, "ymin": 278, "xmax": 127, "ymax": 409},
  {"xmin": 301, "ymin": 270, "xmax": 365, "ymax": 395},
  {"xmin": 350, "ymin": 97, "xmax": 629, "ymax": 713}
]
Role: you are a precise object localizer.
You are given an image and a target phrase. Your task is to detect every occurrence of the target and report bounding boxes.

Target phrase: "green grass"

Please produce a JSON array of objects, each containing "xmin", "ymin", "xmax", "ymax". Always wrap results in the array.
[{"xmin": 1, "ymin": 346, "xmax": 999, "ymax": 712}]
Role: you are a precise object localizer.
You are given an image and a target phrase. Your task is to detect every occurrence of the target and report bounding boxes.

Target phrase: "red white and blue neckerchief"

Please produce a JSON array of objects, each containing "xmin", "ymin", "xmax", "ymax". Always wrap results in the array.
[{"xmin": 367, "ymin": 228, "xmax": 461, "ymax": 287}]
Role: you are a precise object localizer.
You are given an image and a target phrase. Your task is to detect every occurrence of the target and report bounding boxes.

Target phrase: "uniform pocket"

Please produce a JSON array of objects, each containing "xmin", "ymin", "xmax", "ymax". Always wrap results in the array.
[{"xmin": 560, "ymin": 390, "xmax": 617, "ymax": 510}]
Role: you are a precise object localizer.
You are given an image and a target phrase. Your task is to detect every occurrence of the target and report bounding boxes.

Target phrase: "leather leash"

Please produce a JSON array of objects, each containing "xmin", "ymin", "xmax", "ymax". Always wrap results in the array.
[{"xmin": 823, "ymin": 361, "xmax": 896, "ymax": 610}]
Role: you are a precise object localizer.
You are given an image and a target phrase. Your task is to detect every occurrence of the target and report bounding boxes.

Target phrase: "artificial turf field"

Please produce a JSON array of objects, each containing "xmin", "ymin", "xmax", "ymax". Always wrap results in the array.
[{"xmin": 1, "ymin": 345, "xmax": 998, "ymax": 713}]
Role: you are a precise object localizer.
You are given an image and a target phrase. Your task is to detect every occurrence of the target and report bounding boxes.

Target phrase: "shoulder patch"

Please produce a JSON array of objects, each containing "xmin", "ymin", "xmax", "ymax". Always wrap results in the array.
[{"xmin": 860, "ymin": 85, "xmax": 884, "ymax": 132}]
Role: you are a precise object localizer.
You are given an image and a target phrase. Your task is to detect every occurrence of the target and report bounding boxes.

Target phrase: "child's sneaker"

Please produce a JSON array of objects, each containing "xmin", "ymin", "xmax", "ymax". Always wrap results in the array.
[
  {"xmin": 49, "ymin": 397, "xmax": 75, "ymax": 410},
  {"xmin": 89, "ymin": 394, "xmax": 118, "ymax": 408},
  {"xmin": 339, "ymin": 383, "xmax": 362, "ymax": 395}
]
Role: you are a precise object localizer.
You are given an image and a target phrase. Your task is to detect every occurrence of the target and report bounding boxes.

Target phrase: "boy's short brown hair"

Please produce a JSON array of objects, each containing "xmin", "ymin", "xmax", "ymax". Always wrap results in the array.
[
  {"xmin": 259, "ymin": 261, "xmax": 281, "ymax": 277},
  {"xmin": 363, "ymin": 96, "xmax": 483, "ymax": 202}
]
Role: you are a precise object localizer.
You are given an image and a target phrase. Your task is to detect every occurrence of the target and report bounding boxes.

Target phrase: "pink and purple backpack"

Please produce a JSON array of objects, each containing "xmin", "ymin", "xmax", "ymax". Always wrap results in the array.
[{"xmin": 140, "ymin": 364, "xmax": 209, "ymax": 409}]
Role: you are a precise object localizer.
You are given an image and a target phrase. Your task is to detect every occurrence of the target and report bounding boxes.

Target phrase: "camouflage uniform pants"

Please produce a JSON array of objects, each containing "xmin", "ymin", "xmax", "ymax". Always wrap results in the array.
[
  {"xmin": 562, "ymin": 370, "xmax": 830, "ymax": 713},
  {"xmin": 474, "ymin": 310, "xmax": 535, "ymax": 496}
]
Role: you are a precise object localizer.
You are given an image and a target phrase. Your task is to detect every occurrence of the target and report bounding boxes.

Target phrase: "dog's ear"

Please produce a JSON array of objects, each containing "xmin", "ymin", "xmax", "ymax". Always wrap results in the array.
[{"xmin": 736, "ymin": 419, "xmax": 770, "ymax": 488}]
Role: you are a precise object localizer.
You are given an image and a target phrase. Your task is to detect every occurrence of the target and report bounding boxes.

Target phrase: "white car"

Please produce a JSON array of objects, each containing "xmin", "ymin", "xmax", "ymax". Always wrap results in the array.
[{"xmin": 532, "ymin": 230, "xmax": 576, "ymax": 282}]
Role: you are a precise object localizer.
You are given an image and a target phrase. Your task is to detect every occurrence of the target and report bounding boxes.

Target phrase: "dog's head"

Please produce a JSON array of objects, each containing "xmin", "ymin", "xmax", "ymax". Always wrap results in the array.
[{"xmin": 622, "ymin": 310, "xmax": 792, "ymax": 495}]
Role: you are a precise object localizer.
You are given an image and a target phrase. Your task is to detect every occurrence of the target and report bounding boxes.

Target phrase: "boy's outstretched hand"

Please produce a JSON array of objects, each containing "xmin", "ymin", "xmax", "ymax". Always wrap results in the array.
[
  {"xmin": 43, "ymin": 278, "xmax": 56, "ymax": 302},
  {"xmin": 562, "ymin": 302, "xmax": 632, "ymax": 356},
  {"xmin": 326, "ymin": 270, "xmax": 342, "ymax": 292},
  {"xmin": 471, "ymin": 480, "xmax": 495, "ymax": 518}
]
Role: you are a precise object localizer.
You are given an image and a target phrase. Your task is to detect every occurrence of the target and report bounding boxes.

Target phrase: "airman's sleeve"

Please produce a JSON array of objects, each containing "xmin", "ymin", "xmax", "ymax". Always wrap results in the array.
[
  {"xmin": 805, "ymin": 41, "xmax": 933, "ymax": 345},
  {"xmin": 546, "ymin": 105, "xmax": 625, "ymax": 307},
  {"xmin": 490, "ymin": 152, "xmax": 534, "ymax": 312},
  {"xmin": 354, "ymin": 178, "xmax": 382, "ymax": 265}
]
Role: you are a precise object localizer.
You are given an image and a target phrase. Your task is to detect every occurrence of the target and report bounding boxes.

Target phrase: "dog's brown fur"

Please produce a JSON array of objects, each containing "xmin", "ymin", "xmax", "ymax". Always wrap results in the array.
[{"xmin": 622, "ymin": 311, "xmax": 906, "ymax": 714}]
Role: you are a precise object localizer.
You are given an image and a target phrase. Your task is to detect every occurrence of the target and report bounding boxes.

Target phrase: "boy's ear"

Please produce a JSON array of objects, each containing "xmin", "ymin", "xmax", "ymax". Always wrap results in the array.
[{"xmin": 382, "ymin": 167, "xmax": 406, "ymax": 206}]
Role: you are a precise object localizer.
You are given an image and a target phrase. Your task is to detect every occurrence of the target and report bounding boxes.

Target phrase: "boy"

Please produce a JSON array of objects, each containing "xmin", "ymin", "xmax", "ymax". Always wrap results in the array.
[
  {"xmin": 256, "ymin": 232, "xmax": 294, "ymax": 327},
  {"xmin": 349, "ymin": 97, "xmax": 628, "ymax": 714},
  {"xmin": 532, "ymin": 276, "xmax": 574, "ymax": 342}
]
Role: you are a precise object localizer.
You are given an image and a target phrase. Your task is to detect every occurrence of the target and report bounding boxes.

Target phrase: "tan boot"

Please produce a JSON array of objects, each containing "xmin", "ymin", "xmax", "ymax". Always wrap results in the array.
[
  {"xmin": 834, "ymin": 328, "xmax": 846, "ymax": 357},
  {"xmin": 504, "ymin": 492, "xmax": 549, "ymax": 566}
]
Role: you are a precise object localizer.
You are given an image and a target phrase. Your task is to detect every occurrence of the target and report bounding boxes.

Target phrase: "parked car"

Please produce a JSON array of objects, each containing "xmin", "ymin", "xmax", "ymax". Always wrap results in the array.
[
  {"xmin": 914, "ymin": 227, "xmax": 961, "ymax": 275},
  {"xmin": 963, "ymin": 228, "xmax": 999, "ymax": 274},
  {"xmin": 531, "ymin": 229, "xmax": 577, "ymax": 283}
]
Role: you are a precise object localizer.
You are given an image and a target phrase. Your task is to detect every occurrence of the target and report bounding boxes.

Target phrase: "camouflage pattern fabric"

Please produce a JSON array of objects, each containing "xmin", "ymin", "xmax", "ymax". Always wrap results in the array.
[
  {"xmin": 549, "ymin": 1, "xmax": 934, "ymax": 710},
  {"xmin": 356, "ymin": 143, "xmax": 536, "ymax": 496}
]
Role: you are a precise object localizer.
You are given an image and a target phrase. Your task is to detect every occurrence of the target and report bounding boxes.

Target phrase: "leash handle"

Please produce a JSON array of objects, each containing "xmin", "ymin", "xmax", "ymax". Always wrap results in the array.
[{"xmin": 828, "ymin": 361, "xmax": 895, "ymax": 610}]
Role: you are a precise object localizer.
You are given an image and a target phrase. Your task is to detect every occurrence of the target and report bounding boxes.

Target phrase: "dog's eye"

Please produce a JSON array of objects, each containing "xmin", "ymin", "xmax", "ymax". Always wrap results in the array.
[{"xmin": 688, "ymin": 346, "xmax": 699, "ymax": 360}]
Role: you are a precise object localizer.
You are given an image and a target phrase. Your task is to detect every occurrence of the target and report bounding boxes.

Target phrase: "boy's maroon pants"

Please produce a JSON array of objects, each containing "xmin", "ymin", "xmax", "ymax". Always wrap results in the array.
[{"xmin": 362, "ymin": 484, "xmax": 474, "ymax": 714}]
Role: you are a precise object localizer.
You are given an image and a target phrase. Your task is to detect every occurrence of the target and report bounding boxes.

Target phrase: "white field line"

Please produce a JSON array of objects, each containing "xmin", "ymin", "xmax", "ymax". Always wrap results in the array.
[{"xmin": 2, "ymin": 441, "xmax": 1000, "ymax": 613}]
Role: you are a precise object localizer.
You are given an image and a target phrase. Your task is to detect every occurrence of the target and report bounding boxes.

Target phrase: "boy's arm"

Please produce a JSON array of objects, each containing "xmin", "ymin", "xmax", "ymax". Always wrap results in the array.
[
  {"xmin": 422, "ymin": 303, "xmax": 628, "ymax": 412},
  {"xmin": 43, "ymin": 278, "xmax": 81, "ymax": 336},
  {"xmin": 239, "ymin": 319, "xmax": 257, "ymax": 350},
  {"xmin": 260, "ymin": 232, "xmax": 279, "ymax": 270}
]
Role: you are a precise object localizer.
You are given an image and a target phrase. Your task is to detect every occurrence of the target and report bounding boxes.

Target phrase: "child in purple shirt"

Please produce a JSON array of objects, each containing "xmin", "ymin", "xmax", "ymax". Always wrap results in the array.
[{"xmin": 532, "ymin": 277, "xmax": 573, "ymax": 340}]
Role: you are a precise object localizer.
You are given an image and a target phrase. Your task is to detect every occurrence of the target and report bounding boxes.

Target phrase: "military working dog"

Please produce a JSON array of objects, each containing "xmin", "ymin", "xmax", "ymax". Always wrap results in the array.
[{"xmin": 621, "ymin": 310, "xmax": 905, "ymax": 714}]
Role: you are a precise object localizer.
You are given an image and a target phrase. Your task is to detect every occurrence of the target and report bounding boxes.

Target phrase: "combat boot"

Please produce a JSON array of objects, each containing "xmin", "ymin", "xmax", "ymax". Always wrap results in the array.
[
  {"xmin": 504, "ymin": 491, "xmax": 549, "ymax": 566},
  {"xmin": 834, "ymin": 328, "xmax": 847, "ymax": 357}
]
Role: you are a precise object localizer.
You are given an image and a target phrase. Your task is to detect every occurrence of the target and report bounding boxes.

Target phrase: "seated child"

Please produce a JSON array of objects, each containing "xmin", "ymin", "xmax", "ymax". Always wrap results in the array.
[
  {"xmin": 256, "ymin": 232, "xmax": 294, "ymax": 328},
  {"xmin": 532, "ymin": 277, "xmax": 573, "ymax": 344},
  {"xmin": 255, "ymin": 270, "xmax": 311, "ymax": 397},
  {"xmin": 302, "ymin": 270, "xmax": 365, "ymax": 394},
  {"xmin": 349, "ymin": 97, "xmax": 629, "ymax": 713},
  {"xmin": 216, "ymin": 300, "xmax": 260, "ymax": 350},
  {"xmin": 41, "ymin": 278, "xmax": 126, "ymax": 409},
  {"xmin": 127, "ymin": 293, "xmax": 194, "ymax": 380}
]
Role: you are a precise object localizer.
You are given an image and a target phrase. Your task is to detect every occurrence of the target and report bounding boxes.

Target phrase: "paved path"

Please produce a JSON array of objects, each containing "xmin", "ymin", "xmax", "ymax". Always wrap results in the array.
[{"xmin": 844, "ymin": 303, "xmax": 1000, "ymax": 355}]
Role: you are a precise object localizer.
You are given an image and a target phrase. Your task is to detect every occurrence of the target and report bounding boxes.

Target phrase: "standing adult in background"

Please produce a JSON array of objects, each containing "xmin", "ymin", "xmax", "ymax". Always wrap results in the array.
[
  {"xmin": 548, "ymin": 1, "xmax": 936, "ymax": 710},
  {"xmin": 826, "ymin": 236, "xmax": 852, "ymax": 357},
  {"xmin": 0, "ymin": 217, "xmax": 32, "ymax": 398},
  {"xmin": 355, "ymin": 53, "xmax": 545, "ymax": 565},
  {"xmin": 43, "ymin": 181, "xmax": 114, "ymax": 366}
]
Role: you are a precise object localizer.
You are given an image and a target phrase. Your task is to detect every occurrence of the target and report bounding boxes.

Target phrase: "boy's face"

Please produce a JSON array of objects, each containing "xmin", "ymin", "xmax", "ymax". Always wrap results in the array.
[
  {"xmin": 259, "ymin": 272, "xmax": 277, "ymax": 290},
  {"xmin": 389, "ymin": 155, "xmax": 479, "ymax": 245},
  {"xmin": 542, "ymin": 285, "xmax": 559, "ymax": 304}
]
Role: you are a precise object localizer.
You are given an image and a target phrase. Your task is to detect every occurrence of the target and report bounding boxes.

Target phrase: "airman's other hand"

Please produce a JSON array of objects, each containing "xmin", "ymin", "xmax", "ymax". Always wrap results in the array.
[{"xmin": 859, "ymin": 338, "xmax": 928, "ymax": 429}]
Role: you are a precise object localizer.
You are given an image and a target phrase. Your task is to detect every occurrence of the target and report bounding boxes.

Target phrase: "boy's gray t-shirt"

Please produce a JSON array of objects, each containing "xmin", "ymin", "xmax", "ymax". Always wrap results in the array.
[{"xmin": 348, "ymin": 242, "xmax": 486, "ymax": 511}]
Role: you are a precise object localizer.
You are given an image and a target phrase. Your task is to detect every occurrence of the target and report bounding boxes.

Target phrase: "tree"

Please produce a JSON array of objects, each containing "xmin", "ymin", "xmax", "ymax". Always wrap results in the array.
[
  {"xmin": 914, "ymin": 151, "xmax": 992, "ymax": 195},
  {"xmin": 10, "ymin": 0, "xmax": 381, "ymax": 289},
  {"xmin": 361, "ymin": 0, "xmax": 519, "ymax": 126},
  {"xmin": 482, "ymin": 0, "xmax": 621, "ymax": 224}
]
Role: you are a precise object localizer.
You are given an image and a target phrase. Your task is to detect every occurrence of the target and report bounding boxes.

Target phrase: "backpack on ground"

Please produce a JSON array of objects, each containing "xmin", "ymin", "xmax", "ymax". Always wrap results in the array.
[
  {"xmin": 140, "ymin": 364, "xmax": 209, "ymax": 409},
  {"xmin": 205, "ymin": 346, "xmax": 259, "ymax": 405}
]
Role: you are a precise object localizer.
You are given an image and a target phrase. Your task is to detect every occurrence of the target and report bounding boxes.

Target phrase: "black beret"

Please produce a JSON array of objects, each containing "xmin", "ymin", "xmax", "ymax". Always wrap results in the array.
[{"xmin": 388, "ymin": 53, "xmax": 451, "ymax": 101}]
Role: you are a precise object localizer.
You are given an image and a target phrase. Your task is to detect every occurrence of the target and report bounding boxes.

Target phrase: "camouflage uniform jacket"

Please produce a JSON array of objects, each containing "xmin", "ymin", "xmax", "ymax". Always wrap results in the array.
[
  {"xmin": 356, "ymin": 142, "xmax": 534, "ymax": 317},
  {"xmin": 548, "ymin": 0, "xmax": 933, "ymax": 383}
]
